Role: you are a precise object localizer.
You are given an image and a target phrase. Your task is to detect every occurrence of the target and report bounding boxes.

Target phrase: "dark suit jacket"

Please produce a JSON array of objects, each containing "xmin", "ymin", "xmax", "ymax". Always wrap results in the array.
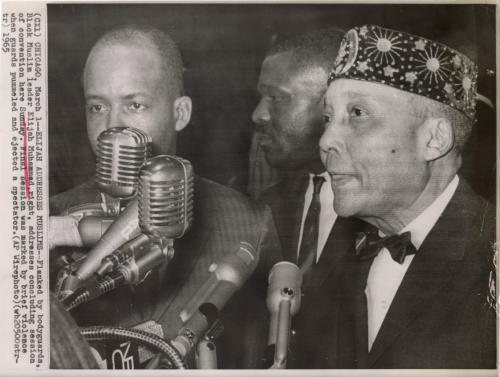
[
  {"xmin": 50, "ymin": 292, "xmax": 99, "ymax": 369},
  {"xmin": 328, "ymin": 179, "xmax": 496, "ymax": 369},
  {"xmin": 258, "ymin": 173, "xmax": 367, "ymax": 368},
  {"xmin": 50, "ymin": 178, "xmax": 102, "ymax": 216},
  {"xmin": 50, "ymin": 176, "xmax": 281, "ymax": 368}
]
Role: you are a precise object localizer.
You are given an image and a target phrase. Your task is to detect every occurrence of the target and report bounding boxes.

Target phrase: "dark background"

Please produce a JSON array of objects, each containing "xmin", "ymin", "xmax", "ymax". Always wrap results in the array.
[{"xmin": 48, "ymin": 4, "xmax": 496, "ymax": 202}]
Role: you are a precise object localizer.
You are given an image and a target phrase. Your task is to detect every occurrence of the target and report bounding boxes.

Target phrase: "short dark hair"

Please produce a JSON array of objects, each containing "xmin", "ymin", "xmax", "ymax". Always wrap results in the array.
[
  {"xmin": 267, "ymin": 28, "xmax": 345, "ymax": 74},
  {"xmin": 87, "ymin": 24, "xmax": 184, "ymax": 97},
  {"xmin": 411, "ymin": 94, "xmax": 472, "ymax": 151}
]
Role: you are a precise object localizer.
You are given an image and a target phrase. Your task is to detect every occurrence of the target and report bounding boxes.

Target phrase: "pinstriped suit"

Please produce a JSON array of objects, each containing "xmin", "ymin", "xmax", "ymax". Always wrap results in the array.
[{"xmin": 50, "ymin": 176, "xmax": 281, "ymax": 368}]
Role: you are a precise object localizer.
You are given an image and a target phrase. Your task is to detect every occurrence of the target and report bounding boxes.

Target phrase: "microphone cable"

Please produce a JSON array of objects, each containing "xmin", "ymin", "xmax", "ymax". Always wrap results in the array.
[
  {"xmin": 79, "ymin": 326, "xmax": 186, "ymax": 369},
  {"xmin": 62, "ymin": 271, "xmax": 125, "ymax": 311}
]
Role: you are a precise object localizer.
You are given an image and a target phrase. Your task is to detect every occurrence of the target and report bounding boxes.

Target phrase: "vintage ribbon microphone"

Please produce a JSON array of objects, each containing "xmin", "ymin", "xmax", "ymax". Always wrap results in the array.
[
  {"xmin": 61, "ymin": 155, "xmax": 194, "ymax": 301},
  {"xmin": 75, "ymin": 127, "xmax": 152, "ymax": 246},
  {"xmin": 96, "ymin": 127, "xmax": 152, "ymax": 215},
  {"xmin": 56, "ymin": 127, "xmax": 152, "ymax": 249}
]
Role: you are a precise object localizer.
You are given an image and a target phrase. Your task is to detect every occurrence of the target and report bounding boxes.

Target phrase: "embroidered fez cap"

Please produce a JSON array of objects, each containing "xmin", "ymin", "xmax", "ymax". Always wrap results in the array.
[{"xmin": 328, "ymin": 25, "xmax": 478, "ymax": 120}]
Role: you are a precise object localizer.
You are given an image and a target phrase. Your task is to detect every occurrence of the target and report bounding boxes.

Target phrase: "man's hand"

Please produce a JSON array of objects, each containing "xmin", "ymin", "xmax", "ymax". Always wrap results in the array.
[{"xmin": 49, "ymin": 216, "xmax": 84, "ymax": 249}]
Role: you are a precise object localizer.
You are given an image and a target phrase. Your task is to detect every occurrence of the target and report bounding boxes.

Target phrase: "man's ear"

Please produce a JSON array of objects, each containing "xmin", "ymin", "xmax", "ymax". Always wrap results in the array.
[
  {"xmin": 421, "ymin": 117, "xmax": 454, "ymax": 161},
  {"xmin": 173, "ymin": 96, "xmax": 192, "ymax": 132}
]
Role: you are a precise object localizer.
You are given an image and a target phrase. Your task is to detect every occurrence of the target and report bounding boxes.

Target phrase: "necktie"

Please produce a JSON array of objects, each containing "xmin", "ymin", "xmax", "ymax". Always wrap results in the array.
[
  {"xmin": 298, "ymin": 175, "xmax": 325, "ymax": 271},
  {"xmin": 354, "ymin": 231, "xmax": 416, "ymax": 264}
]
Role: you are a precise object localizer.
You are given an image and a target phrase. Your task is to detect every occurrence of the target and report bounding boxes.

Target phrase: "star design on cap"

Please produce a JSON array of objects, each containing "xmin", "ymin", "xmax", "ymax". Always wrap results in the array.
[
  {"xmin": 405, "ymin": 71, "xmax": 418, "ymax": 84},
  {"xmin": 359, "ymin": 25, "xmax": 369, "ymax": 37},
  {"xmin": 383, "ymin": 65, "xmax": 398, "ymax": 77},
  {"xmin": 462, "ymin": 76, "xmax": 472, "ymax": 91},
  {"xmin": 415, "ymin": 39, "xmax": 427, "ymax": 51},
  {"xmin": 365, "ymin": 28, "xmax": 404, "ymax": 65},
  {"xmin": 454, "ymin": 65, "xmax": 477, "ymax": 108},
  {"xmin": 452, "ymin": 55, "xmax": 462, "ymax": 68},
  {"xmin": 415, "ymin": 45, "xmax": 451, "ymax": 85},
  {"xmin": 444, "ymin": 83, "xmax": 453, "ymax": 93},
  {"xmin": 329, "ymin": 25, "xmax": 478, "ymax": 121},
  {"xmin": 357, "ymin": 61, "xmax": 370, "ymax": 73}
]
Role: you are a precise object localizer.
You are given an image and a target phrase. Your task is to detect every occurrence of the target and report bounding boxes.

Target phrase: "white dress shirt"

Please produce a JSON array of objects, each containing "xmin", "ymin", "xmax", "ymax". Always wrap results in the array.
[
  {"xmin": 366, "ymin": 175, "xmax": 459, "ymax": 350},
  {"xmin": 297, "ymin": 172, "xmax": 337, "ymax": 262}
]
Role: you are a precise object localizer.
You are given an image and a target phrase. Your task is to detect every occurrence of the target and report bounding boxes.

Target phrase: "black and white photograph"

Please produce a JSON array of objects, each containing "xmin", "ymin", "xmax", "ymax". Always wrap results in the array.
[{"xmin": 30, "ymin": 1, "xmax": 500, "ymax": 372}]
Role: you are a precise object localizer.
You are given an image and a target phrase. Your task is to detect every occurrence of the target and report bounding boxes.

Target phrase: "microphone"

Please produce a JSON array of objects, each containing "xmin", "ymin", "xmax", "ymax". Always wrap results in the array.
[
  {"xmin": 54, "ymin": 203, "xmax": 115, "ymax": 248},
  {"xmin": 61, "ymin": 155, "xmax": 194, "ymax": 298},
  {"xmin": 138, "ymin": 155, "xmax": 194, "ymax": 239},
  {"xmin": 60, "ymin": 198, "xmax": 141, "ymax": 297},
  {"xmin": 96, "ymin": 127, "xmax": 152, "ymax": 215},
  {"xmin": 265, "ymin": 262, "xmax": 302, "ymax": 369},
  {"xmin": 96, "ymin": 155, "xmax": 194, "ymax": 277},
  {"xmin": 56, "ymin": 128, "xmax": 152, "ymax": 249},
  {"xmin": 171, "ymin": 242, "xmax": 258, "ymax": 359}
]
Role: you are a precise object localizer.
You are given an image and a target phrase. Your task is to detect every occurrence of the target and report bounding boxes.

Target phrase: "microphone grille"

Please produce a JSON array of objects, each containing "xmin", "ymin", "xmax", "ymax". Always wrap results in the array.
[
  {"xmin": 138, "ymin": 155, "xmax": 194, "ymax": 239},
  {"xmin": 96, "ymin": 127, "xmax": 152, "ymax": 198}
]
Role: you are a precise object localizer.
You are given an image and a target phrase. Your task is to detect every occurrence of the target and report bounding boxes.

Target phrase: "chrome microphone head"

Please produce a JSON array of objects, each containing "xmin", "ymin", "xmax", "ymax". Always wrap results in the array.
[
  {"xmin": 96, "ymin": 127, "xmax": 152, "ymax": 199},
  {"xmin": 138, "ymin": 155, "xmax": 194, "ymax": 239},
  {"xmin": 267, "ymin": 262, "xmax": 302, "ymax": 316}
]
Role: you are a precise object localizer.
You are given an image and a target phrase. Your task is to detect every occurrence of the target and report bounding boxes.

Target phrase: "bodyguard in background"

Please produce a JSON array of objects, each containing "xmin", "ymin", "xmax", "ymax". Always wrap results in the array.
[{"xmin": 252, "ymin": 28, "xmax": 369, "ymax": 367}]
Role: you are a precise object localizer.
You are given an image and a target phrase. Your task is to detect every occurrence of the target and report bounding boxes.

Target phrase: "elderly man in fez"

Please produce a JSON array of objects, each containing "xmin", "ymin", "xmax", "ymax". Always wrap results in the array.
[
  {"xmin": 49, "ymin": 25, "xmax": 279, "ymax": 368},
  {"xmin": 319, "ymin": 25, "xmax": 496, "ymax": 368}
]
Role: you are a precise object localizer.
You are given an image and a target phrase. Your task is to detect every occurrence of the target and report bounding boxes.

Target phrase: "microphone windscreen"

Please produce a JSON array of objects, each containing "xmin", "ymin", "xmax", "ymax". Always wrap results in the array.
[
  {"xmin": 138, "ymin": 155, "xmax": 194, "ymax": 239},
  {"xmin": 96, "ymin": 127, "xmax": 152, "ymax": 199}
]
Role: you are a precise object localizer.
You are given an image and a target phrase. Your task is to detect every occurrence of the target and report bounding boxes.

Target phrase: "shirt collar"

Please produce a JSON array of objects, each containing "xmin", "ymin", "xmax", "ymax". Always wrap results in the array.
[
  {"xmin": 308, "ymin": 171, "xmax": 331, "ymax": 182},
  {"xmin": 400, "ymin": 175, "xmax": 459, "ymax": 249}
]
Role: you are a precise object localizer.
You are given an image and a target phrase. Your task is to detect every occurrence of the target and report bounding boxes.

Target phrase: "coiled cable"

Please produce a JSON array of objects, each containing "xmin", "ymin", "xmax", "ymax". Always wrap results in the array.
[{"xmin": 80, "ymin": 326, "xmax": 187, "ymax": 369}]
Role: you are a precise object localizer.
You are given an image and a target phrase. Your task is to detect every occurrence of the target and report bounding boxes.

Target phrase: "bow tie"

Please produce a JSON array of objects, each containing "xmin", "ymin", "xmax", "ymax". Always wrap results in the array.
[{"xmin": 354, "ymin": 231, "xmax": 417, "ymax": 264}]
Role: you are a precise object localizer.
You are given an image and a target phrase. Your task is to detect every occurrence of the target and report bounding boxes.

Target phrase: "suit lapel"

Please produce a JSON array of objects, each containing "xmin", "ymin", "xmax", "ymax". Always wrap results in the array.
[
  {"xmin": 366, "ymin": 182, "xmax": 470, "ymax": 367},
  {"xmin": 305, "ymin": 219, "xmax": 373, "ymax": 368},
  {"xmin": 306, "ymin": 217, "xmax": 364, "ymax": 290}
]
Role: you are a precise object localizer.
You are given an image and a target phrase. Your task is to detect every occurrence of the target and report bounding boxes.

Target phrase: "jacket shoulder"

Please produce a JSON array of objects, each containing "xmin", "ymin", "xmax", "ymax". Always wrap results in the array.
[
  {"xmin": 195, "ymin": 176, "xmax": 266, "ymax": 218},
  {"xmin": 457, "ymin": 179, "xmax": 495, "ymax": 246},
  {"xmin": 49, "ymin": 179, "xmax": 100, "ymax": 215}
]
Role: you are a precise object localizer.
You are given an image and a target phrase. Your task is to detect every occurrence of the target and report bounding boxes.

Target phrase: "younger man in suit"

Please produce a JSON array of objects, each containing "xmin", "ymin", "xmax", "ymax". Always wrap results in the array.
[{"xmin": 49, "ymin": 25, "xmax": 279, "ymax": 368}]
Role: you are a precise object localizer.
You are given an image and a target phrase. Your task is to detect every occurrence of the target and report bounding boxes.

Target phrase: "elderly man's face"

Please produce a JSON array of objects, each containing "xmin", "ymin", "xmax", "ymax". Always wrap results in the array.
[
  {"xmin": 83, "ymin": 42, "xmax": 177, "ymax": 156},
  {"xmin": 252, "ymin": 51, "xmax": 326, "ymax": 170},
  {"xmin": 319, "ymin": 79, "xmax": 428, "ymax": 220}
]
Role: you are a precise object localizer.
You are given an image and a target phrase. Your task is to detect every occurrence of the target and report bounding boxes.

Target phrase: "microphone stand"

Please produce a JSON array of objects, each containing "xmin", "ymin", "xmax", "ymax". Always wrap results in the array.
[
  {"xmin": 196, "ymin": 339, "xmax": 217, "ymax": 369},
  {"xmin": 195, "ymin": 320, "xmax": 223, "ymax": 369},
  {"xmin": 265, "ymin": 262, "xmax": 302, "ymax": 369},
  {"xmin": 271, "ymin": 294, "xmax": 293, "ymax": 369},
  {"xmin": 101, "ymin": 192, "xmax": 122, "ymax": 216}
]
